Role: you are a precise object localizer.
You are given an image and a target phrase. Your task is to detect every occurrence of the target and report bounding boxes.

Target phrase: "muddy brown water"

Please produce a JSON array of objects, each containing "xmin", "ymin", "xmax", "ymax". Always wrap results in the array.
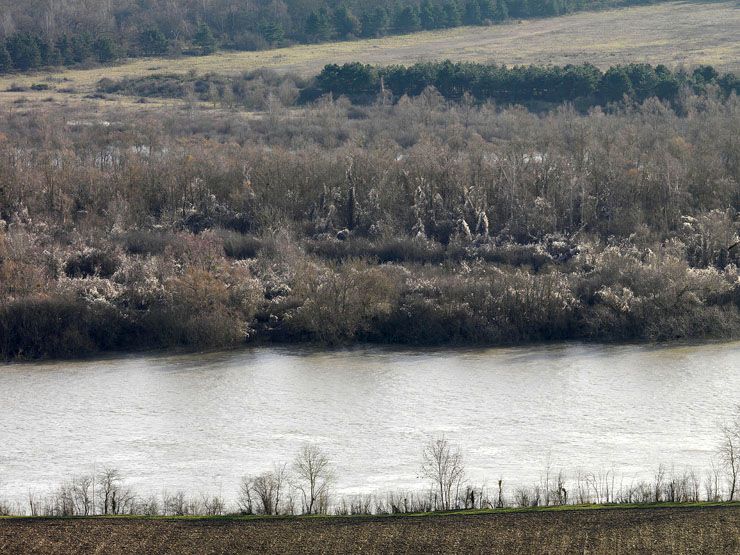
[{"xmin": 1, "ymin": 341, "xmax": 739, "ymax": 508}]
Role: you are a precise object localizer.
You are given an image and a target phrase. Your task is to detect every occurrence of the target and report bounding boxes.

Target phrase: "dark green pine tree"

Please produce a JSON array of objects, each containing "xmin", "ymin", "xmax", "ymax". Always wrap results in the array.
[
  {"xmin": 259, "ymin": 20, "xmax": 285, "ymax": 45},
  {"xmin": 463, "ymin": 0, "xmax": 483, "ymax": 24},
  {"xmin": 93, "ymin": 36, "xmax": 118, "ymax": 62},
  {"xmin": 6, "ymin": 34, "xmax": 41, "ymax": 70},
  {"xmin": 333, "ymin": 6, "xmax": 361, "ymax": 38},
  {"xmin": 305, "ymin": 8, "xmax": 332, "ymax": 42},
  {"xmin": 139, "ymin": 27, "xmax": 168, "ymax": 56},
  {"xmin": 194, "ymin": 23, "xmax": 217, "ymax": 55},
  {"xmin": 493, "ymin": 0, "xmax": 509, "ymax": 21},
  {"xmin": 55, "ymin": 35, "xmax": 74, "ymax": 65},
  {"xmin": 478, "ymin": 0, "xmax": 495, "ymax": 21},
  {"xmin": 70, "ymin": 34, "xmax": 92, "ymax": 63},
  {"xmin": 361, "ymin": 8, "xmax": 389, "ymax": 37},
  {"xmin": 0, "ymin": 43, "xmax": 11, "ymax": 73},
  {"xmin": 394, "ymin": 6, "xmax": 421, "ymax": 33},
  {"xmin": 420, "ymin": 0, "xmax": 439, "ymax": 30},
  {"xmin": 35, "ymin": 37, "xmax": 61, "ymax": 66},
  {"xmin": 442, "ymin": 1, "xmax": 462, "ymax": 27},
  {"xmin": 598, "ymin": 67, "xmax": 634, "ymax": 104}
]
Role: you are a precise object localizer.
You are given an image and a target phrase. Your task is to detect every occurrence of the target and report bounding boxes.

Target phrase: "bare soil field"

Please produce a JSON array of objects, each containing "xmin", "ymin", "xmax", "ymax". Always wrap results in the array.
[
  {"xmin": 0, "ymin": 0, "xmax": 737, "ymax": 110},
  {"xmin": 1, "ymin": 505, "xmax": 739, "ymax": 555}
]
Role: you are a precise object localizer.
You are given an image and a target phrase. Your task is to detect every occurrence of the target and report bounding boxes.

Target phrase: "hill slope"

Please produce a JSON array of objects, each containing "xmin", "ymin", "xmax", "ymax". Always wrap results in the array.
[{"xmin": 0, "ymin": 0, "xmax": 737, "ymax": 100}]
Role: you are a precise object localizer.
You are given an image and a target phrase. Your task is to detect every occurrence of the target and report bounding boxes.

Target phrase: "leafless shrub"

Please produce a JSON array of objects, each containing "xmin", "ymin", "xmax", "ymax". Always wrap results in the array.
[
  {"xmin": 242, "ymin": 464, "xmax": 289, "ymax": 515},
  {"xmin": 293, "ymin": 444, "xmax": 333, "ymax": 515},
  {"xmin": 719, "ymin": 407, "xmax": 740, "ymax": 501},
  {"xmin": 421, "ymin": 437, "xmax": 466, "ymax": 511},
  {"xmin": 97, "ymin": 468, "xmax": 135, "ymax": 515}
]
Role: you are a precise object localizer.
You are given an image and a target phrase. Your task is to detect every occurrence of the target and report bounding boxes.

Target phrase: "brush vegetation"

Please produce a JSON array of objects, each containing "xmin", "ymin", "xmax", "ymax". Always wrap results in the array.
[{"xmin": 0, "ymin": 70, "xmax": 739, "ymax": 359}]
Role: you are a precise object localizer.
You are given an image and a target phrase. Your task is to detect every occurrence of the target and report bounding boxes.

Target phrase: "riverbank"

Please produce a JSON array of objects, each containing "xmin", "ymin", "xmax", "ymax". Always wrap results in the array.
[{"xmin": 1, "ymin": 503, "xmax": 738, "ymax": 554}]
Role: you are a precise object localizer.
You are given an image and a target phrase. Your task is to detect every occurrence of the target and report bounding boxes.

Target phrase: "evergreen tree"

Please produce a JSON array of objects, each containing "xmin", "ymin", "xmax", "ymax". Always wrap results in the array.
[
  {"xmin": 598, "ymin": 67, "xmax": 634, "ymax": 104},
  {"xmin": 508, "ymin": 0, "xmax": 530, "ymax": 18},
  {"xmin": 317, "ymin": 62, "xmax": 380, "ymax": 97},
  {"xmin": 259, "ymin": 20, "xmax": 285, "ymax": 45},
  {"xmin": 477, "ymin": 0, "xmax": 495, "ymax": 20},
  {"xmin": 693, "ymin": 65, "xmax": 719, "ymax": 84},
  {"xmin": 493, "ymin": 0, "xmax": 509, "ymax": 21},
  {"xmin": 394, "ymin": 6, "xmax": 421, "ymax": 34},
  {"xmin": 194, "ymin": 23, "xmax": 217, "ymax": 55},
  {"xmin": 35, "ymin": 37, "xmax": 61, "ymax": 67},
  {"xmin": 333, "ymin": 6, "xmax": 361, "ymax": 38},
  {"xmin": 140, "ymin": 27, "xmax": 168, "ymax": 56},
  {"xmin": 0, "ymin": 44, "xmax": 11, "ymax": 73},
  {"xmin": 70, "ymin": 34, "xmax": 92, "ymax": 63},
  {"xmin": 420, "ymin": 0, "xmax": 439, "ymax": 30},
  {"xmin": 530, "ymin": 0, "xmax": 560, "ymax": 16},
  {"xmin": 305, "ymin": 8, "xmax": 332, "ymax": 42},
  {"xmin": 93, "ymin": 36, "xmax": 118, "ymax": 63},
  {"xmin": 360, "ymin": 8, "xmax": 389, "ymax": 37},
  {"xmin": 6, "ymin": 34, "xmax": 41, "ymax": 70},
  {"xmin": 464, "ymin": 0, "xmax": 483, "ymax": 24},
  {"xmin": 625, "ymin": 63, "xmax": 658, "ymax": 102},
  {"xmin": 654, "ymin": 76, "xmax": 679, "ymax": 102},
  {"xmin": 55, "ymin": 35, "xmax": 74, "ymax": 65},
  {"xmin": 717, "ymin": 72, "xmax": 739, "ymax": 97},
  {"xmin": 442, "ymin": 1, "xmax": 462, "ymax": 27}
]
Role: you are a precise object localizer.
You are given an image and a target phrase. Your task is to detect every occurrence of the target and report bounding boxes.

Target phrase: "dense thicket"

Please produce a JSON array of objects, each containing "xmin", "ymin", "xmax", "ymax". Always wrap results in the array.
[
  {"xmin": 96, "ymin": 62, "xmax": 739, "ymax": 111},
  {"xmin": 315, "ymin": 61, "xmax": 739, "ymax": 106},
  {"xmin": 0, "ymin": 83, "xmax": 738, "ymax": 359},
  {"xmin": 0, "ymin": 0, "xmax": 667, "ymax": 72}
]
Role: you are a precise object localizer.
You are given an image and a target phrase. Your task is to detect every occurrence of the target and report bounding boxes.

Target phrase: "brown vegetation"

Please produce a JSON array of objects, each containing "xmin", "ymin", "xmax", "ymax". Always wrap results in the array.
[{"xmin": 0, "ymin": 80, "xmax": 739, "ymax": 359}]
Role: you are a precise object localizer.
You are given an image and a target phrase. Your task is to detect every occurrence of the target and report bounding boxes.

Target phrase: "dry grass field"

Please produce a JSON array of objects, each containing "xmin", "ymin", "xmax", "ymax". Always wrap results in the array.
[
  {"xmin": 0, "ymin": 0, "xmax": 737, "ymax": 110},
  {"xmin": 0, "ymin": 505, "xmax": 738, "ymax": 555}
]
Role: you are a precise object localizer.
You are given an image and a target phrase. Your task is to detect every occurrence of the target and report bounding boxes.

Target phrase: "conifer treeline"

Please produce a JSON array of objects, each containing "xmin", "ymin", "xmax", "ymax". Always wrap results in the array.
[
  {"xmin": 314, "ymin": 61, "xmax": 740, "ymax": 105},
  {"xmin": 0, "ymin": 0, "xmax": 664, "ymax": 73}
]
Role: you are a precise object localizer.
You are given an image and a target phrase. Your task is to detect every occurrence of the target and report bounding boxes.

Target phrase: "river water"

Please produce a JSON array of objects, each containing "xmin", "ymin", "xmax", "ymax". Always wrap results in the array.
[{"xmin": 1, "ymin": 341, "xmax": 739, "ymax": 507}]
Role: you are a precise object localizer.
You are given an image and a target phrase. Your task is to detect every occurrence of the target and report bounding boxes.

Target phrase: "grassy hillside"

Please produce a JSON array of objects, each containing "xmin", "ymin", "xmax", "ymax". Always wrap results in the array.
[
  {"xmin": 1, "ymin": 504, "xmax": 739, "ymax": 554},
  {"xmin": 0, "ymin": 1, "xmax": 736, "ymax": 104}
]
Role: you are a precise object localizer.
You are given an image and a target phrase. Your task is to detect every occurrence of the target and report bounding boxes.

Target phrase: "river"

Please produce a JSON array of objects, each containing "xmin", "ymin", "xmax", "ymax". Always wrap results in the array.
[{"xmin": 1, "ymin": 341, "xmax": 739, "ymax": 508}]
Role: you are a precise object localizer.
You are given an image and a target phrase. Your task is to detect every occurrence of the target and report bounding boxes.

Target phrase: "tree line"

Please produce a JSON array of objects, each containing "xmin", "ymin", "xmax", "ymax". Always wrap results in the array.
[
  {"xmin": 0, "ymin": 0, "xmax": 669, "ymax": 73},
  {"xmin": 314, "ymin": 61, "xmax": 740, "ymax": 106}
]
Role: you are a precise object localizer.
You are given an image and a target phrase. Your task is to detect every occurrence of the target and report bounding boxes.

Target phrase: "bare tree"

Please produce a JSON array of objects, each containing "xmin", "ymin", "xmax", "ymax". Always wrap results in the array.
[
  {"xmin": 293, "ymin": 444, "xmax": 332, "ymax": 515},
  {"xmin": 251, "ymin": 464, "xmax": 288, "ymax": 515},
  {"xmin": 97, "ymin": 468, "xmax": 120, "ymax": 515},
  {"xmin": 421, "ymin": 436, "xmax": 465, "ymax": 511},
  {"xmin": 719, "ymin": 408, "xmax": 740, "ymax": 501},
  {"xmin": 96, "ymin": 468, "xmax": 133, "ymax": 515},
  {"xmin": 705, "ymin": 458, "xmax": 722, "ymax": 502},
  {"xmin": 164, "ymin": 491, "xmax": 188, "ymax": 516},
  {"xmin": 202, "ymin": 494, "xmax": 225, "ymax": 516},
  {"xmin": 237, "ymin": 476, "xmax": 254, "ymax": 514},
  {"xmin": 72, "ymin": 474, "xmax": 94, "ymax": 516}
]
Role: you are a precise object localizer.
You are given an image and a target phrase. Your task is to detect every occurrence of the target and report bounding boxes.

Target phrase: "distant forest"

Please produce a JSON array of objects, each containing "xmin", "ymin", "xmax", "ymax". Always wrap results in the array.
[
  {"xmin": 313, "ymin": 61, "xmax": 740, "ymax": 106},
  {"xmin": 96, "ymin": 60, "xmax": 740, "ymax": 112},
  {"xmin": 0, "ymin": 0, "xmax": 666, "ymax": 72}
]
